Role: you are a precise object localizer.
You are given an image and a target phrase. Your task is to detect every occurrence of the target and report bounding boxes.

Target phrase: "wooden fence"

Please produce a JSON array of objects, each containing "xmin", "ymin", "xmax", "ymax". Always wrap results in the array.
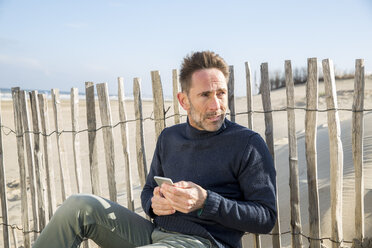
[{"xmin": 0, "ymin": 58, "xmax": 368, "ymax": 248}]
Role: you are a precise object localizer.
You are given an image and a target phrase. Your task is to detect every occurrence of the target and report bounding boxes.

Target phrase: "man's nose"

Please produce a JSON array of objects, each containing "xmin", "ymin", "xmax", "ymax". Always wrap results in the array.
[{"xmin": 208, "ymin": 95, "xmax": 220, "ymax": 111}]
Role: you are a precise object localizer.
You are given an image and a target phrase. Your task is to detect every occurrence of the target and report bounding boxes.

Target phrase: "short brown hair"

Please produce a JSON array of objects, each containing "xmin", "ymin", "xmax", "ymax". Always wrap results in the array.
[{"xmin": 179, "ymin": 51, "xmax": 229, "ymax": 93}]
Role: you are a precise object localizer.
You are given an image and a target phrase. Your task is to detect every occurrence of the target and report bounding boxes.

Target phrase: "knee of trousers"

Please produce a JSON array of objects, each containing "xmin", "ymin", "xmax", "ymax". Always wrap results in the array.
[{"xmin": 52, "ymin": 194, "xmax": 101, "ymax": 226}]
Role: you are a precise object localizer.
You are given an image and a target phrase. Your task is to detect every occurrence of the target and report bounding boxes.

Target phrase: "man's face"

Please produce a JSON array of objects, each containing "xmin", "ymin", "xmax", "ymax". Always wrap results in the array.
[{"xmin": 178, "ymin": 68, "xmax": 228, "ymax": 132}]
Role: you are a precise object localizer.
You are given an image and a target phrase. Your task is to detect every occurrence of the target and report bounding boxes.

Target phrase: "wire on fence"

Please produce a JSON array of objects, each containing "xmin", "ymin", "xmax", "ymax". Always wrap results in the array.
[
  {"xmin": 262, "ymin": 231, "xmax": 354, "ymax": 245},
  {"xmin": 0, "ymin": 222, "xmax": 355, "ymax": 244},
  {"xmin": 0, "ymin": 222, "xmax": 41, "ymax": 234},
  {"xmin": 1, "ymin": 106, "xmax": 371, "ymax": 138}
]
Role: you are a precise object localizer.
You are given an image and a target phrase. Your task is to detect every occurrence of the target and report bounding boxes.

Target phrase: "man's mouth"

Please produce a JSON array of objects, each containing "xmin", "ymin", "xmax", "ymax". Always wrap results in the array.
[{"xmin": 206, "ymin": 114, "xmax": 222, "ymax": 122}]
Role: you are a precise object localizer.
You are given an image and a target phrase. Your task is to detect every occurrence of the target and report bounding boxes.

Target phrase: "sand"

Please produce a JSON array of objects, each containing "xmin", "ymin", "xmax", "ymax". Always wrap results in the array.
[{"xmin": 0, "ymin": 77, "xmax": 371, "ymax": 247}]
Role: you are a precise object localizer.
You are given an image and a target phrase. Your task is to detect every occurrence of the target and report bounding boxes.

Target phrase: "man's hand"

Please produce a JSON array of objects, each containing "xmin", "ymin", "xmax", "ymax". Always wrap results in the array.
[
  {"xmin": 151, "ymin": 187, "xmax": 176, "ymax": 216},
  {"xmin": 160, "ymin": 181, "xmax": 207, "ymax": 214}
]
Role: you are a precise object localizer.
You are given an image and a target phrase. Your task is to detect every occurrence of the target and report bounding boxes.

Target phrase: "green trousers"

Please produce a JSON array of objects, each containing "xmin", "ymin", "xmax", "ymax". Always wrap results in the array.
[{"xmin": 32, "ymin": 194, "xmax": 213, "ymax": 248}]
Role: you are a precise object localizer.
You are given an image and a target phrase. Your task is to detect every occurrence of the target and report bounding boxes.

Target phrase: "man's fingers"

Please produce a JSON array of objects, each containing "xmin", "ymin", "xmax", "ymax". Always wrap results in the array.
[
  {"xmin": 162, "ymin": 190, "xmax": 196, "ymax": 213},
  {"xmin": 161, "ymin": 183, "xmax": 189, "ymax": 197},
  {"xmin": 153, "ymin": 186, "xmax": 161, "ymax": 196},
  {"xmin": 172, "ymin": 181, "xmax": 192, "ymax": 188},
  {"xmin": 151, "ymin": 194, "xmax": 170, "ymax": 206},
  {"xmin": 152, "ymin": 197, "xmax": 174, "ymax": 215},
  {"xmin": 151, "ymin": 194, "xmax": 175, "ymax": 216},
  {"xmin": 160, "ymin": 181, "xmax": 207, "ymax": 214},
  {"xmin": 152, "ymin": 180, "xmax": 204, "ymax": 215}
]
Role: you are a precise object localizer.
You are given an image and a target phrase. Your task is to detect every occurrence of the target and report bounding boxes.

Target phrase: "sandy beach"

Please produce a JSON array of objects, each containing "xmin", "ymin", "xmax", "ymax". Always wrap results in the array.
[{"xmin": 1, "ymin": 77, "xmax": 372, "ymax": 247}]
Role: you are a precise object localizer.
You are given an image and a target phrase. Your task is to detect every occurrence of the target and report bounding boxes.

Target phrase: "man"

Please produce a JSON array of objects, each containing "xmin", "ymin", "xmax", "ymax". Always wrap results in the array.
[{"xmin": 33, "ymin": 51, "xmax": 276, "ymax": 248}]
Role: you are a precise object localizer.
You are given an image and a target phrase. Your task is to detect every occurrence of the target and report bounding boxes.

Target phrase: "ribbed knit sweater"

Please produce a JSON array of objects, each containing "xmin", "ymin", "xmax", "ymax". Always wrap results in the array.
[{"xmin": 141, "ymin": 119, "xmax": 277, "ymax": 248}]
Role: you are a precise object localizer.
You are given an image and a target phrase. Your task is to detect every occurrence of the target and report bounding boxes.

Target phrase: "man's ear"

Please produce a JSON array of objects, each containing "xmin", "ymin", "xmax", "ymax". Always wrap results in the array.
[{"xmin": 177, "ymin": 92, "xmax": 190, "ymax": 111}]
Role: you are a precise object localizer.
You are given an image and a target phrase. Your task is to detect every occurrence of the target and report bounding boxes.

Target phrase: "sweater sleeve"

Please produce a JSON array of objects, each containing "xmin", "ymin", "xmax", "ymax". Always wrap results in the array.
[
  {"xmin": 141, "ymin": 132, "xmax": 164, "ymax": 218},
  {"xmin": 198, "ymin": 134, "xmax": 277, "ymax": 234}
]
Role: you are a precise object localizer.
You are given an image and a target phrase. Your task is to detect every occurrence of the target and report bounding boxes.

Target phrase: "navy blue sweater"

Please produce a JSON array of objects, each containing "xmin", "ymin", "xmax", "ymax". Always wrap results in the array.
[{"xmin": 141, "ymin": 119, "xmax": 277, "ymax": 248}]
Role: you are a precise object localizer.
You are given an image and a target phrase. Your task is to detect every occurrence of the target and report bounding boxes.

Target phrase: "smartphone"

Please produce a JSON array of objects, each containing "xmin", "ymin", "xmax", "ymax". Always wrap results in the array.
[{"xmin": 154, "ymin": 176, "xmax": 174, "ymax": 187}]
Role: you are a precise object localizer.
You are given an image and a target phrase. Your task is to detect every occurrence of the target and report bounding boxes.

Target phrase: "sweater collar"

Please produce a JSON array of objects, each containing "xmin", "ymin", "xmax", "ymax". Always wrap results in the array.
[{"xmin": 185, "ymin": 118, "xmax": 228, "ymax": 139}]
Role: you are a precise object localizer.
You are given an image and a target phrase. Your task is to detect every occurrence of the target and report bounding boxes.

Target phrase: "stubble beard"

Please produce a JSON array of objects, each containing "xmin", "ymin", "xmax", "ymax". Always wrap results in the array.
[{"xmin": 189, "ymin": 102, "xmax": 225, "ymax": 132}]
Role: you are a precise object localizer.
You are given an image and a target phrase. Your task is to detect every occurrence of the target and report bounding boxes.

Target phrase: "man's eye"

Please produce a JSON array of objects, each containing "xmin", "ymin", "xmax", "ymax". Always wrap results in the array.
[
  {"xmin": 201, "ymin": 93, "xmax": 209, "ymax": 97},
  {"xmin": 217, "ymin": 91, "xmax": 226, "ymax": 97}
]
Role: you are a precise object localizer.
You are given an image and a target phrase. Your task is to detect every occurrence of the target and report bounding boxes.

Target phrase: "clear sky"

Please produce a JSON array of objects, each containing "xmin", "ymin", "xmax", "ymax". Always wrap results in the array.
[{"xmin": 1, "ymin": 0, "xmax": 371, "ymax": 97}]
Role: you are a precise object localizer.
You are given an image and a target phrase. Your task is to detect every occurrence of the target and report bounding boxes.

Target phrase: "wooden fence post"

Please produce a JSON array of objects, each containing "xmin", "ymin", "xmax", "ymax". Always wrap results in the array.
[
  {"xmin": 0, "ymin": 92, "xmax": 11, "ymax": 248},
  {"xmin": 71, "ymin": 88, "xmax": 83, "ymax": 193},
  {"xmin": 352, "ymin": 59, "xmax": 365, "ymax": 241},
  {"xmin": 19, "ymin": 90, "xmax": 39, "ymax": 240},
  {"xmin": 305, "ymin": 58, "xmax": 321, "ymax": 248},
  {"xmin": 29, "ymin": 91, "xmax": 47, "ymax": 230},
  {"xmin": 260, "ymin": 63, "xmax": 281, "ymax": 248},
  {"xmin": 38, "ymin": 93, "xmax": 56, "ymax": 219},
  {"xmin": 96, "ymin": 83, "xmax": 117, "ymax": 202},
  {"xmin": 11, "ymin": 228, "xmax": 18, "ymax": 248},
  {"xmin": 285, "ymin": 60, "xmax": 303, "ymax": 248},
  {"xmin": 11, "ymin": 87, "xmax": 30, "ymax": 248},
  {"xmin": 133, "ymin": 78, "xmax": 148, "ymax": 188},
  {"xmin": 51, "ymin": 89, "xmax": 71, "ymax": 202},
  {"xmin": 323, "ymin": 59, "xmax": 344, "ymax": 248},
  {"xmin": 228, "ymin": 65, "xmax": 235, "ymax": 123},
  {"xmin": 118, "ymin": 77, "xmax": 134, "ymax": 211},
  {"xmin": 172, "ymin": 69, "xmax": 181, "ymax": 125},
  {"xmin": 85, "ymin": 82, "xmax": 101, "ymax": 196},
  {"xmin": 151, "ymin": 71, "xmax": 165, "ymax": 140},
  {"xmin": 245, "ymin": 62, "xmax": 253, "ymax": 130},
  {"xmin": 244, "ymin": 62, "xmax": 260, "ymax": 248}
]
